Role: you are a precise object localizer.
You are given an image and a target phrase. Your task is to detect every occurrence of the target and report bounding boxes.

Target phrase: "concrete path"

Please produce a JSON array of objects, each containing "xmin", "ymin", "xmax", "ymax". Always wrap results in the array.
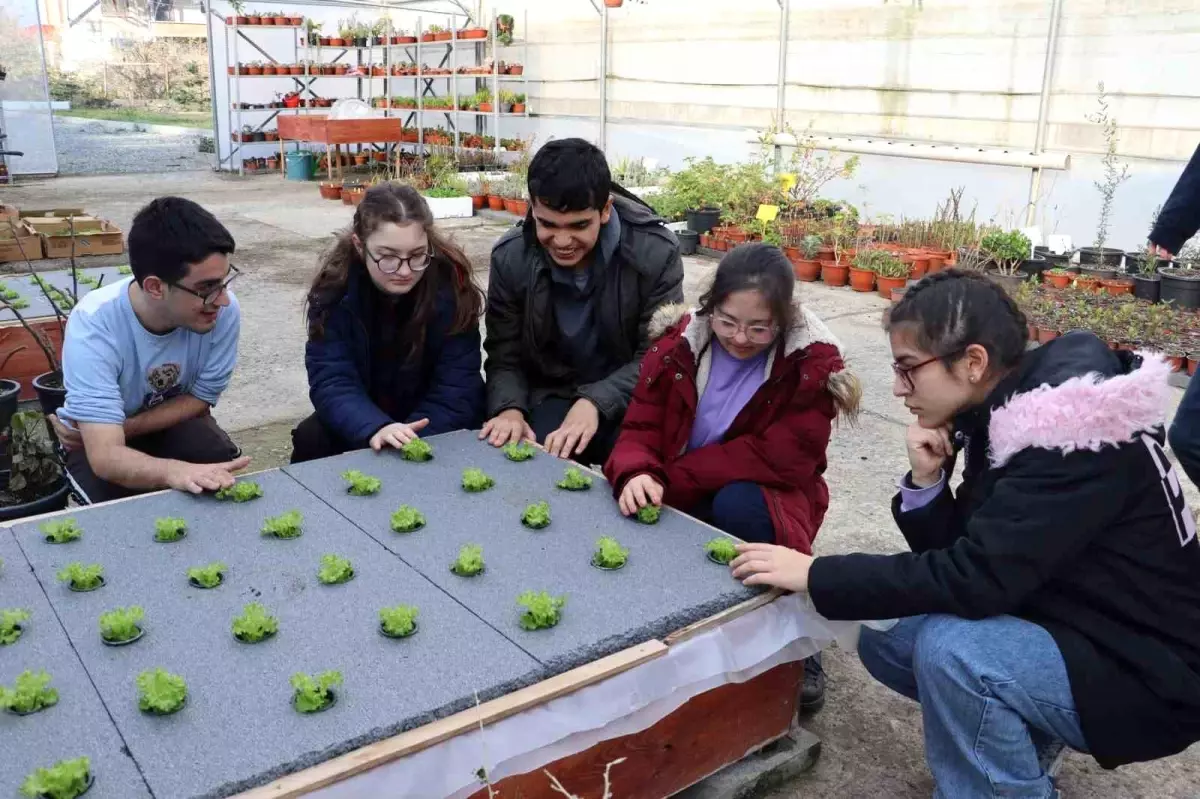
[
  {"xmin": 51, "ymin": 117, "xmax": 211, "ymax": 176},
  {"xmin": 3, "ymin": 170, "xmax": 1198, "ymax": 797}
]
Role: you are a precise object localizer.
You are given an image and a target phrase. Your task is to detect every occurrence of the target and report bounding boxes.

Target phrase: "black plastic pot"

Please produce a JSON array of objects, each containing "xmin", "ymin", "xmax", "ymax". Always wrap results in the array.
[
  {"xmin": 707, "ymin": 552, "xmax": 734, "ymax": 566},
  {"xmin": 67, "ymin": 576, "xmax": 105, "ymax": 593},
  {"xmin": 1077, "ymin": 247, "xmax": 1125, "ymax": 269},
  {"xmin": 676, "ymin": 230, "xmax": 699, "ymax": 256},
  {"xmin": 188, "ymin": 573, "xmax": 224, "ymax": 589},
  {"xmin": 294, "ymin": 688, "xmax": 338, "ymax": 714},
  {"xmin": 354, "ymin": 37, "xmax": 367, "ymax": 47},
  {"xmin": 1159, "ymin": 268, "xmax": 1200, "ymax": 309},
  {"xmin": 379, "ymin": 621, "xmax": 418, "ymax": 639},
  {"xmin": 142, "ymin": 694, "xmax": 186, "ymax": 716},
  {"xmin": 591, "ymin": 556, "xmax": 627, "ymax": 571},
  {"xmin": 101, "ymin": 627, "xmax": 143, "ymax": 647},
  {"xmin": 1037, "ymin": 251, "xmax": 1071, "ymax": 269},
  {"xmin": 32, "ymin": 371, "xmax": 65, "ymax": 417},
  {"xmin": 233, "ymin": 628, "xmax": 276, "ymax": 644},
  {"xmin": 685, "ymin": 207, "xmax": 720, "ymax": 234},
  {"xmin": 1019, "ymin": 255, "xmax": 1048, "ymax": 280},
  {"xmin": 38, "ymin": 771, "xmax": 92, "ymax": 799},
  {"xmin": 1132, "ymin": 274, "xmax": 1161, "ymax": 303},
  {"xmin": 0, "ymin": 378, "xmax": 18, "ymax": 471},
  {"xmin": 0, "ymin": 472, "xmax": 70, "ymax": 522}
]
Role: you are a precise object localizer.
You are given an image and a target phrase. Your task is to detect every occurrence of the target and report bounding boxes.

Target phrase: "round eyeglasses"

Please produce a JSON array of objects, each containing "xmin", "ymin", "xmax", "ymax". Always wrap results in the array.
[
  {"xmin": 364, "ymin": 246, "xmax": 434, "ymax": 275},
  {"xmin": 711, "ymin": 313, "xmax": 777, "ymax": 345}
]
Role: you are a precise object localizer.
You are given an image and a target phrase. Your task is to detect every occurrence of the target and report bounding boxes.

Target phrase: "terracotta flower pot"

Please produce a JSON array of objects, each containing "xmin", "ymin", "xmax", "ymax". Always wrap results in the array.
[
  {"xmin": 511, "ymin": 103, "xmax": 526, "ymax": 114},
  {"xmin": 512, "ymin": 199, "xmax": 529, "ymax": 216},
  {"xmin": 821, "ymin": 263, "xmax": 850, "ymax": 287},
  {"xmin": 266, "ymin": 157, "xmax": 279, "ymax": 170},
  {"xmin": 726, "ymin": 229, "xmax": 749, "ymax": 244},
  {"xmin": 1044, "ymin": 272, "xmax": 1072, "ymax": 289},
  {"xmin": 343, "ymin": 189, "xmax": 365, "ymax": 207},
  {"xmin": 909, "ymin": 257, "xmax": 930, "ymax": 280},
  {"xmin": 460, "ymin": 28, "xmax": 488, "ymax": 39},
  {"xmin": 319, "ymin": 183, "xmax": 342, "ymax": 200},
  {"xmin": 876, "ymin": 275, "xmax": 907, "ymax": 299},
  {"xmin": 471, "ymin": 195, "xmax": 485, "ymax": 210},
  {"xmin": 1188, "ymin": 356, "xmax": 1198, "ymax": 377},
  {"xmin": 261, "ymin": 16, "xmax": 275, "ymax": 25},
  {"xmin": 1100, "ymin": 278, "xmax": 1134, "ymax": 296},
  {"xmin": 1036, "ymin": 328, "xmax": 1059, "ymax": 344},
  {"xmin": 793, "ymin": 260, "xmax": 822, "ymax": 282},
  {"xmin": 353, "ymin": 154, "xmax": 369, "ymax": 166},
  {"xmin": 479, "ymin": 102, "xmax": 494, "ymax": 113},
  {"xmin": 508, "ymin": 65, "xmax": 525, "ymax": 75},
  {"xmin": 227, "ymin": 66, "xmax": 236, "ymax": 75},
  {"xmin": 1027, "ymin": 324, "xmax": 1039, "ymax": 342},
  {"xmin": 926, "ymin": 252, "xmax": 947, "ymax": 272},
  {"xmin": 487, "ymin": 196, "xmax": 505, "ymax": 211},
  {"xmin": 374, "ymin": 151, "xmax": 388, "ymax": 162},
  {"xmin": 849, "ymin": 267, "xmax": 876, "ymax": 293},
  {"xmin": 502, "ymin": 198, "xmax": 518, "ymax": 215},
  {"xmin": 247, "ymin": 15, "xmax": 261, "ymax": 24},
  {"xmin": 247, "ymin": 66, "xmax": 263, "ymax": 75},
  {"xmin": 330, "ymin": 38, "xmax": 344, "ymax": 46},
  {"xmin": 1074, "ymin": 275, "xmax": 1100, "ymax": 293}
]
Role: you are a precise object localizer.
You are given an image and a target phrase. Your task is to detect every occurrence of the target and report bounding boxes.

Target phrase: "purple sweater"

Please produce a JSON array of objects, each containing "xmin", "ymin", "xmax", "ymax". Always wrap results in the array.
[{"xmin": 687, "ymin": 341, "xmax": 768, "ymax": 451}]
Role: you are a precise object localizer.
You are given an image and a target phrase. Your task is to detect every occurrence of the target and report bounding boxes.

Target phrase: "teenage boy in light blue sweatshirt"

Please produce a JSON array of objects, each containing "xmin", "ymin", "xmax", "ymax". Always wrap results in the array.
[{"xmin": 49, "ymin": 197, "xmax": 250, "ymax": 504}]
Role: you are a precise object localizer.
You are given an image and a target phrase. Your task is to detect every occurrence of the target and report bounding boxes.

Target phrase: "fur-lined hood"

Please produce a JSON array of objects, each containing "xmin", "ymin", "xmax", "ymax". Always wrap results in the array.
[{"xmin": 648, "ymin": 300, "xmax": 844, "ymax": 359}]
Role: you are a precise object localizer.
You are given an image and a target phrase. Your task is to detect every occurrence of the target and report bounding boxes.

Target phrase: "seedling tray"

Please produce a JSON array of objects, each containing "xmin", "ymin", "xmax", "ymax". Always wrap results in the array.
[{"xmin": 0, "ymin": 266, "xmax": 130, "ymax": 322}]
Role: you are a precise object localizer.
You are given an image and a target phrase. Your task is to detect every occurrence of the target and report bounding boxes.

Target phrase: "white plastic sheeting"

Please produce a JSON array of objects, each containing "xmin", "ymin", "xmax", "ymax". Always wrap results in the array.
[{"xmin": 0, "ymin": 0, "xmax": 59, "ymax": 176}]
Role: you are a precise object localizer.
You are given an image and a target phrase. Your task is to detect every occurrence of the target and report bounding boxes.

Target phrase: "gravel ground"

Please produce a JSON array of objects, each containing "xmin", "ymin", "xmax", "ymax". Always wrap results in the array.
[{"xmin": 53, "ymin": 117, "xmax": 212, "ymax": 176}]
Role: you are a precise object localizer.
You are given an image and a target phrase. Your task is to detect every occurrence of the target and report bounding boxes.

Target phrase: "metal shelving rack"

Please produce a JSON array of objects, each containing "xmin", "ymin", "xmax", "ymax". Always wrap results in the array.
[{"xmin": 220, "ymin": 8, "xmax": 530, "ymax": 175}]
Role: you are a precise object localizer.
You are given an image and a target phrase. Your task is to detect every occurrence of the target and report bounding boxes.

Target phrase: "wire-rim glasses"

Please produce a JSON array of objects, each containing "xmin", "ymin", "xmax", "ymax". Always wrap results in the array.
[
  {"xmin": 711, "ymin": 312, "xmax": 777, "ymax": 345},
  {"xmin": 171, "ymin": 264, "xmax": 240, "ymax": 308}
]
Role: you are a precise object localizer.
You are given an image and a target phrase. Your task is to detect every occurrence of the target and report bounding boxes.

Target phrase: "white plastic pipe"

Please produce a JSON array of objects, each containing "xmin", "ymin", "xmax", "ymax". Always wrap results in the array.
[{"xmin": 751, "ymin": 132, "xmax": 1071, "ymax": 171}]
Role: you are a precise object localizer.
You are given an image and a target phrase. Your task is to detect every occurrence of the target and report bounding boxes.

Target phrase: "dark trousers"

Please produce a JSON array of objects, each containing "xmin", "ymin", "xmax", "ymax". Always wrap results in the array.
[
  {"xmin": 289, "ymin": 413, "xmax": 354, "ymax": 464},
  {"xmin": 1169, "ymin": 374, "xmax": 1200, "ymax": 490},
  {"xmin": 689, "ymin": 481, "xmax": 775, "ymax": 544},
  {"xmin": 528, "ymin": 396, "xmax": 622, "ymax": 468},
  {"xmin": 66, "ymin": 414, "xmax": 241, "ymax": 505}
]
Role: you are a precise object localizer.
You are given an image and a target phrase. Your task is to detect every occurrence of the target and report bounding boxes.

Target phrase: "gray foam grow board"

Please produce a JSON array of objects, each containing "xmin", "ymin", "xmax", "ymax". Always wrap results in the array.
[
  {"xmin": 0, "ymin": 530, "xmax": 152, "ymax": 799},
  {"xmin": 284, "ymin": 430, "xmax": 760, "ymax": 675},
  {"xmin": 0, "ymin": 267, "xmax": 128, "ymax": 322},
  {"xmin": 11, "ymin": 469, "xmax": 542, "ymax": 799}
]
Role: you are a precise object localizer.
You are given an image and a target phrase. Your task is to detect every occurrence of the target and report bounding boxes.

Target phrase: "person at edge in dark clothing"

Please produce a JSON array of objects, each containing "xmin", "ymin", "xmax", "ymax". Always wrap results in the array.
[
  {"xmin": 1148, "ymin": 142, "xmax": 1200, "ymax": 490},
  {"xmin": 290, "ymin": 183, "xmax": 485, "ymax": 462},
  {"xmin": 604, "ymin": 243, "xmax": 862, "ymax": 715},
  {"xmin": 732, "ymin": 271, "xmax": 1200, "ymax": 797},
  {"xmin": 479, "ymin": 138, "xmax": 684, "ymax": 466}
]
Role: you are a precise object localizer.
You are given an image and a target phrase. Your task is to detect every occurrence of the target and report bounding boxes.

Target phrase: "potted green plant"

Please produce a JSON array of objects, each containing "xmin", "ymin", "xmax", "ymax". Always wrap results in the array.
[
  {"xmin": 291, "ymin": 670, "xmax": 342, "ymax": 713},
  {"xmin": 262, "ymin": 509, "xmax": 303, "ymax": 539},
  {"xmin": 379, "ymin": 605, "xmax": 419, "ymax": 639},
  {"xmin": 848, "ymin": 250, "xmax": 880, "ymax": 293},
  {"xmin": 1, "ymin": 669, "xmax": 58, "ymax": 715},
  {"xmin": 0, "ymin": 410, "xmax": 69, "ymax": 522},
  {"xmin": 137, "ymin": 668, "xmax": 187, "ymax": 716},
  {"xmin": 20, "ymin": 756, "xmax": 92, "ymax": 799},
  {"xmin": 98, "ymin": 606, "xmax": 144, "ymax": 646},
  {"xmin": 390, "ymin": 504, "xmax": 426, "ymax": 533},
  {"xmin": 1078, "ymin": 83, "xmax": 1129, "ymax": 276},
  {"xmin": 461, "ymin": 467, "xmax": 495, "ymax": 492},
  {"xmin": 41, "ymin": 517, "xmax": 81, "ymax": 543},
  {"xmin": 705, "ymin": 537, "xmax": 738, "ymax": 565},
  {"xmin": 450, "ymin": 544, "xmax": 484, "ymax": 577},
  {"xmin": 517, "ymin": 591, "xmax": 566, "ymax": 630},
  {"xmin": 591, "ymin": 536, "xmax": 629, "ymax": 571},
  {"xmin": 556, "ymin": 467, "xmax": 593, "ymax": 491},
  {"xmin": 153, "ymin": 516, "xmax": 187, "ymax": 543},
  {"xmin": 980, "ymin": 229, "xmax": 1032, "ymax": 294},
  {"xmin": 57, "ymin": 562, "xmax": 104, "ymax": 592},
  {"xmin": 873, "ymin": 253, "xmax": 911, "ymax": 299},
  {"xmin": 791, "ymin": 234, "xmax": 823, "ymax": 282},
  {"xmin": 232, "ymin": 602, "xmax": 278, "ymax": 643},
  {"xmin": 521, "ymin": 500, "xmax": 551, "ymax": 530},
  {"xmin": 1, "ymin": 608, "xmax": 30, "ymax": 645},
  {"xmin": 400, "ymin": 438, "xmax": 433, "ymax": 462},
  {"xmin": 503, "ymin": 440, "xmax": 537, "ymax": 462},
  {"xmin": 635, "ymin": 504, "xmax": 661, "ymax": 525},
  {"xmin": 317, "ymin": 554, "xmax": 355, "ymax": 585},
  {"xmin": 187, "ymin": 561, "xmax": 226, "ymax": 589},
  {"xmin": 495, "ymin": 13, "xmax": 515, "ymax": 45},
  {"xmin": 215, "ymin": 480, "xmax": 263, "ymax": 502},
  {"xmin": 342, "ymin": 469, "xmax": 381, "ymax": 496}
]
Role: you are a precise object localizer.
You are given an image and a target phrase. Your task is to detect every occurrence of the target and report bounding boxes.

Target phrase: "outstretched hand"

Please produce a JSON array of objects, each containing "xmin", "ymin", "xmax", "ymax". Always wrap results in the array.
[
  {"xmin": 370, "ymin": 419, "xmax": 429, "ymax": 452},
  {"xmin": 729, "ymin": 543, "xmax": 814, "ymax": 593}
]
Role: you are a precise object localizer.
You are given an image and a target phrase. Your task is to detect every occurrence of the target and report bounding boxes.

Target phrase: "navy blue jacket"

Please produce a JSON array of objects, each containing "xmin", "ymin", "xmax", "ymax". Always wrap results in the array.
[{"xmin": 305, "ymin": 267, "xmax": 484, "ymax": 447}]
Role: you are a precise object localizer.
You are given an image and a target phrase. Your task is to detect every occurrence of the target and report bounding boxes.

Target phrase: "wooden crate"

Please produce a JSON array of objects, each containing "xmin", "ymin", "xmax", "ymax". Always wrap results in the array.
[
  {"xmin": 41, "ymin": 221, "xmax": 125, "ymax": 258},
  {"xmin": 25, "ymin": 216, "xmax": 106, "ymax": 237},
  {"xmin": 0, "ymin": 222, "xmax": 45, "ymax": 263},
  {"xmin": 18, "ymin": 207, "xmax": 87, "ymax": 219}
]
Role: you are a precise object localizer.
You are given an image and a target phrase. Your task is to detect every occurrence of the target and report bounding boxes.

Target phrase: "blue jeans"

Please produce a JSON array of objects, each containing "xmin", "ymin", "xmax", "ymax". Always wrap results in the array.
[
  {"xmin": 690, "ymin": 481, "xmax": 775, "ymax": 543},
  {"xmin": 1169, "ymin": 373, "xmax": 1200, "ymax": 490},
  {"xmin": 858, "ymin": 615, "xmax": 1088, "ymax": 799}
]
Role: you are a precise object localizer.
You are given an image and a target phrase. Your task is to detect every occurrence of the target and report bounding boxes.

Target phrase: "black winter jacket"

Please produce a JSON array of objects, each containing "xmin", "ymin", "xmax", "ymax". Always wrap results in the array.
[
  {"xmin": 1150, "ymin": 143, "xmax": 1200, "ymax": 255},
  {"xmin": 809, "ymin": 333, "xmax": 1200, "ymax": 769},
  {"xmin": 483, "ymin": 194, "xmax": 684, "ymax": 420}
]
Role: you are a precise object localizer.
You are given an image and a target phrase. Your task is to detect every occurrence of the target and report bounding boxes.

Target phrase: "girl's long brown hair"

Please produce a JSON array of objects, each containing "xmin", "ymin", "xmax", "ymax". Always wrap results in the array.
[{"xmin": 305, "ymin": 182, "xmax": 484, "ymax": 362}]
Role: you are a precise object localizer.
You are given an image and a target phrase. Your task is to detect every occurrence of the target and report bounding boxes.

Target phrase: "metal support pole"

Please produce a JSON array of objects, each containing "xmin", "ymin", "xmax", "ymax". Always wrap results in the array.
[
  {"xmin": 774, "ymin": 0, "xmax": 789, "ymax": 172},
  {"xmin": 599, "ymin": 3, "xmax": 608, "ymax": 152},
  {"xmin": 1026, "ymin": 0, "xmax": 1064, "ymax": 227}
]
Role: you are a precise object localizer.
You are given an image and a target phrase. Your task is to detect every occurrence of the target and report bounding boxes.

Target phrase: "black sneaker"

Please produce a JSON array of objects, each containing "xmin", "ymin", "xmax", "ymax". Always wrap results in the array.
[{"xmin": 800, "ymin": 651, "xmax": 826, "ymax": 715}]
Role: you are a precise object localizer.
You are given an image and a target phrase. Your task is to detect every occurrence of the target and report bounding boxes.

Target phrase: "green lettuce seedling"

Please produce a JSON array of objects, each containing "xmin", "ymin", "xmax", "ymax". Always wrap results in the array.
[
  {"xmin": 187, "ymin": 561, "xmax": 226, "ymax": 589},
  {"xmin": 451, "ymin": 544, "xmax": 484, "ymax": 577},
  {"xmin": 41, "ymin": 518, "xmax": 82, "ymax": 543},
  {"xmin": 154, "ymin": 517, "xmax": 187, "ymax": 542},
  {"xmin": 517, "ymin": 591, "xmax": 566, "ymax": 631},
  {"xmin": 342, "ymin": 469, "xmax": 381, "ymax": 496},
  {"xmin": 56, "ymin": 562, "xmax": 103, "ymax": 591},
  {"xmin": 137, "ymin": 668, "xmax": 187, "ymax": 715},
  {"xmin": 262, "ymin": 509, "xmax": 303, "ymax": 539},
  {"xmin": 8, "ymin": 297, "xmax": 28, "ymax": 309},
  {"xmin": 118, "ymin": 265, "xmax": 133, "ymax": 275},
  {"xmin": 503, "ymin": 440, "xmax": 537, "ymax": 462},
  {"xmin": 556, "ymin": 467, "xmax": 593, "ymax": 491},
  {"xmin": 318, "ymin": 554, "xmax": 355, "ymax": 585},
  {"xmin": 390, "ymin": 504, "xmax": 426, "ymax": 533},
  {"xmin": 706, "ymin": 537, "xmax": 738, "ymax": 565},
  {"xmin": 379, "ymin": 605, "xmax": 419, "ymax": 637},
  {"xmin": 636, "ymin": 504, "xmax": 662, "ymax": 525},
  {"xmin": 521, "ymin": 501, "xmax": 551, "ymax": 530},
  {"xmin": 232, "ymin": 602, "xmax": 278, "ymax": 643},
  {"xmin": 0, "ymin": 669, "xmax": 58, "ymax": 714},
  {"xmin": 1, "ymin": 608, "xmax": 31, "ymax": 645},
  {"xmin": 99, "ymin": 606, "xmax": 144, "ymax": 644},
  {"xmin": 20, "ymin": 756, "xmax": 91, "ymax": 799},
  {"xmin": 593, "ymin": 536, "xmax": 629, "ymax": 569},
  {"xmin": 291, "ymin": 670, "xmax": 342, "ymax": 713},
  {"xmin": 461, "ymin": 467, "xmax": 495, "ymax": 492},
  {"xmin": 400, "ymin": 438, "xmax": 433, "ymax": 462},
  {"xmin": 215, "ymin": 481, "xmax": 263, "ymax": 502}
]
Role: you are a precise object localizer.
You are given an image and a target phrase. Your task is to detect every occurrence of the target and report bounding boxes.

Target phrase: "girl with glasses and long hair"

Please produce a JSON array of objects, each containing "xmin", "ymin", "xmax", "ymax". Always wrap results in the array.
[
  {"xmin": 732, "ymin": 269, "xmax": 1200, "ymax": 796},
  {"xmin": 603, "ymin": 243, "xmax": 861, "ymax": 712},
  {"xmin": 291, "ymin": 183, "xmax": 486, "ymax": 462}
]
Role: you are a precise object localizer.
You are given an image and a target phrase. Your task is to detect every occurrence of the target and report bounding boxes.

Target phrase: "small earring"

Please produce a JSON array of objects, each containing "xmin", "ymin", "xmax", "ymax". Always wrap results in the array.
[{"xmin": 970, "ymin": 375, "xmax": 978, "ymax": 384}]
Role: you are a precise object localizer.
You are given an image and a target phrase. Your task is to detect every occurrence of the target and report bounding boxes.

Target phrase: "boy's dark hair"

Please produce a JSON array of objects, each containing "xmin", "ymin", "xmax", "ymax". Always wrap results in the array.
[
  {"xmin": 885, "ymin": 269, "xmax": 1028, "ymax": 372},
  {"xmin": 128, "ymin": 197, "xmax": 235, "ymax": 287},
  {"xmin": 527, "ymin": 138, "xmax": 612, "ymax": 213},
  {"xmin": 698, "ymin": 243, "xmax": 797, "ymax": 332}
]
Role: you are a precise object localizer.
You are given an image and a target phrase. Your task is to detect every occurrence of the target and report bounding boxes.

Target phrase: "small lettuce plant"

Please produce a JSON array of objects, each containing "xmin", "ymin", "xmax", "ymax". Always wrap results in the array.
[
  {"xmin": 592, "ymin": 536, "xmax": 629, "ymax": 569},
  {"xmin": 291, "ymin": 670, "xmax": 342, "ymax": 713},
  {"xmin": 136, "ymin": 668, "xmax": 187, "ymax": 715},
  {"xmin": 556, "ymin": 467, "xmax": 592, "ymax": 491},
  {"xmin": 461, "ymin": 467, "xmax": 495, "ymax": 492},
  {"xmin": 187, "ymin": 561, "xmax": 226, "ymax": 589},
  {"xmin": 705, "ymin": 537, "xmax": 738, "ymax": 565},
  {"xmin": 0, "ymin": 669, "xmax": 59, "ymax": 714},
  {"xmin": 41, "ymin": 518, "xmax": 82, "ymax": 543},
  {"xmin": 342, "ymin": 469, "xmax": 381, "ymax": 496},
  {"xmin": 521, "ymin": 500, "xmax": 551, "ymax": 530},
  {"xmin": 317, "ymin": 554, "xmax": 355, "ymax": 585},
  {"xmin": 451, "ymin": 544, "xmax": 484, "ymax": 577},
  {"xmin": 262, "ymin": 509, "xmax": 303, "ymax": 539},
  {"xmin": 503, "ymin": 440, "xmax": 537, "ymax": 462},
  {"xmin": 56, "ymin": 562, "xmax": 104, "ymax": 591},
  {"xmin": 232, "ymin": 602, "xmax": 278, "ymax": 643},
  {"xmin": 20, "ymin": 756, "xmax": 91, "ymax": 799},
  {"xmin": 400, "ymin": 438, "xmax": 433, "ymax": 462},
  {"xmin": 390, "ymin": 505, "xmax": 426, "ymax": 533},
  {"xmin": 154, "ymin": 517, "xmax": 187, "ymax": 542},
  {"xmin": 379, "ymin": 605, "xmax": 419, "ymax": 638},
  {"xmin": 1, "ymin": 608, "xmax": 31, "ymax": 645},
  {"xmin": 216, "ymin": 481, "xmax": 263, "ymax": 502},
  {"xmin": 99, "ymin": 606, "xmax": 144, "ymax": 644},
  {"xmin": 636, "ymin": 504, "xmax": 662, "ymax": 525},
  {"xmin": 517, "ymin": 591, "xmax": 566, "ymax": 631}
]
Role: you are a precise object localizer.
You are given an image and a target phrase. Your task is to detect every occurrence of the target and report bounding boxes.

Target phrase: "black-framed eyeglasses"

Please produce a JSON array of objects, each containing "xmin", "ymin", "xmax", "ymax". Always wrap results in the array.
[
  {"xmin": 365, "ymin": 246, "xmax": 434, "ymax": 275},
  {"xmin": 171, "ymin": 264, "xmax": 240, "ymax": 307},
  {"xmin": 892, "ymin": 350, "xmax": 963, "ymax": 392}
]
